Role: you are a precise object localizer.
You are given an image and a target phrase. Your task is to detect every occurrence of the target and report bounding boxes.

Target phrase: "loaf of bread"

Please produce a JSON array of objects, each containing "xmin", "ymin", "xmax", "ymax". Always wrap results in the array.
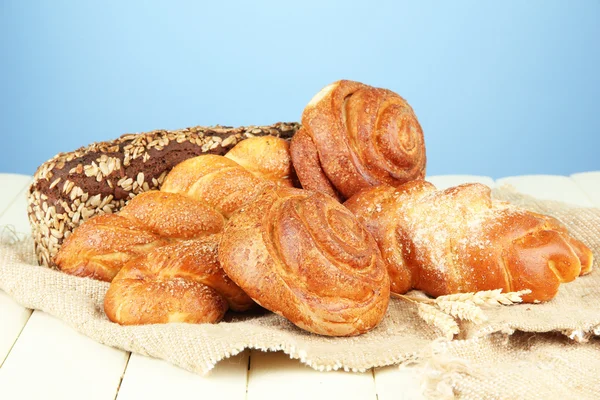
[
  {"xmin": 344, "ymin": 180, "xmax": 594, "ymax": 302},
  {"xmin": 27, "ymin": 122, "xmax": 299, "ymax": 268},
  {"xmin": 218, "ymin": 186, "xmax": 390, "ymax": 336},
  {"xmin": 290, "ymin": 80, "xmax": 426, "ymax": 201}
]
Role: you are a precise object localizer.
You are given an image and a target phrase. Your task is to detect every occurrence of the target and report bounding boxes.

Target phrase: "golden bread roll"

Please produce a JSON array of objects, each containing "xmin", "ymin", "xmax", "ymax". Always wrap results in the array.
[
  {"xmin": 104, "ymin": 235, "xmax": 253, "ymax": 325},
  {"xmin": 53, "ymin": 214, "xmax": 168, "ymax": 282},
  {"xmin": 57, "ymin": 140, "xmax": 296, "ymax": 325},
  {"xmin": 160, "ymin": 155, "xmax": 273, "ymax": 218},
  {"xmin": 344, "ymin": 181, "xmax": 593, "ymax": 302},
  {"xmin": 224, "ymin": 136, "xmax": 295, "ymax": 187},
  {"xmin": 56, "ymin": 141, "xmax": 296, "ymax": 325},
  {"xmin": 219, "ymin": 187, "xmax": 390, "ymax": 336},
  {"xmin": 290, "ymin": 80, "xmax": 426, "ymax": 201},
  {"xmin": 55, "ymin": 191, "xmax": 223, "ymax": 281}
]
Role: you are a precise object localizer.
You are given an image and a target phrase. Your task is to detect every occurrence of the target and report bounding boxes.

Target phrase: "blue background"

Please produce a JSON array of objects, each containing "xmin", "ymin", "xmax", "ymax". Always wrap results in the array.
[{"xmin": 1, "ymin": 1, "xmax": 599, "ymax": 178}]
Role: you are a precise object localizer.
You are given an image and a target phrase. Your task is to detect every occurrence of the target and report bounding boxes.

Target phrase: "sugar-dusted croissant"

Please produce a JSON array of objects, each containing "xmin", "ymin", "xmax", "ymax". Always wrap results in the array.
[
  {"xmin": 344, "ymin": 181, "xmax": 593, "ymax": 302},
  {"xmin": 219, "ymin": 187, "xmax": 390, "ymax": 336},
  {"xmin": 290, "ymin": 80, "xmax": 426, "ymax": 201}
]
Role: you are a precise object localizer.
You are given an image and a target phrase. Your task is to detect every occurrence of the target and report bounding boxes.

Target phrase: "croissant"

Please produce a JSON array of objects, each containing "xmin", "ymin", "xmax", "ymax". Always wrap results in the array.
[
  {"xmin": 290, "ymin": 80, "xmax": 426, "ymax": 201},
  {"xmin": 344, "ymin": 181, "xmax": 593, "ymax": 302},
  {"xmin": 218, "ymin": 186, "xmax": 390, "ymax": 336}
]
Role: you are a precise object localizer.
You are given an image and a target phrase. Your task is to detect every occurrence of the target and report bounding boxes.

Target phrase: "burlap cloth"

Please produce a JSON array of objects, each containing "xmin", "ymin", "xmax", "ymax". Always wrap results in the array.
[{"xmin": 1, "ymin": 187, "xmax": 599, "ymax": 399}]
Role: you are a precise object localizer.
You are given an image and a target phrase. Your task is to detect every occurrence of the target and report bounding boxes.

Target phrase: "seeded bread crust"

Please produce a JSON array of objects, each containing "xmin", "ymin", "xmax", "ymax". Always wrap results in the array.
[{"xmin": 27, "ymin": 122, "xmax": 300, "ymax": 268}]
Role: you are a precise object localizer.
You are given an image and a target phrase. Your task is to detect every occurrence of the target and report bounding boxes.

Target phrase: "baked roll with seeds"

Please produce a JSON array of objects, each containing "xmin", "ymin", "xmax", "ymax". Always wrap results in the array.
[
  {"xmin": 344, "ymin": 180, "xmax": 593, "ymax": 302},
  {"xmin": 290, "ymin": 80, "xmax": 426, "ymax": 201},
  {"xmin": 219, "ymin": 187, "xmax": 390, "ymax": 336},
  {"xmin": 27, "ymin": 122, "xmax": 299, "ymax": 268}
]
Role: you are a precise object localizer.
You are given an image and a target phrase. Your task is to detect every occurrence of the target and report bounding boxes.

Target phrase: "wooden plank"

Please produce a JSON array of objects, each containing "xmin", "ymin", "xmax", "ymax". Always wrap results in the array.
[
  {"xmin": 374, "ymin": 365, "xmax": 425, "ymax": 400},
  {"xmin": 0, "ymin": 174, "xmax": 33, "ymax": 366},
  {"xmin": 0, "ymin": 173, "xmax": 130, "ymax": 399},
  {"xmin": 0, "ymin": 176, "xmax": 33, "ymax": 237},
  {"xmin": 495, "ymin": 174, "xmax": 593, "ymax": 207},
  {"xmin": 0, "ymin": 312, "xmax": 129, "ymax": 400},
  {"xmin": 117, "ymin": 351, "xmax": 250, "ymax": 400},
  {"xmin": 0, "ymin": 174, "xmax": 31, "ymax": 219},
  {"xmin": 571, "ymin": 172, "xmax": 600, "ymax": 207},
  {"xmin": 427, "ymin": 175, "xmax": 495, "ymax": 190},
  {"xmin": 247, "ymin": 351, "xmax": 377, "ymax": 400},
  {"xmin": 0, "ymin": 291, "xmax": 32, "ymax": 368}
]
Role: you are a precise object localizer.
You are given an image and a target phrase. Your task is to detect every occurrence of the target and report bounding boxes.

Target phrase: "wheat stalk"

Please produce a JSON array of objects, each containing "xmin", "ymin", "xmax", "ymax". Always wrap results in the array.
[
  {"xmin": 435, "ymin": 289, "xmax": 531, "ymax": 306},
  {"xmin": 417, "ymin": 303, "xmax": 460, "ymax": 340},
  {"xmin": 435, "ymin": 300, "xmax": 487, "ymax": 324},
  {"xmin": 396, "ymin": 288, "xmax": 531, "ymax": 339}
]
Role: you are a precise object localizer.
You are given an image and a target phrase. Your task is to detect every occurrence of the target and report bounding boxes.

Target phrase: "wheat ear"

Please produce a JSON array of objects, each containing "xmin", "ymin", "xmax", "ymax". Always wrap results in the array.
[
  {"xmin": 435, "ymin": 300, "xmax": 487, "ymax": 324},
  {"xmin": 417, "ymin": 303, "xmax": 460, "ymax": 340},
  {"xmin": 435, "ymin": 289, "xmax": 531, "ymax": 306},
  {"xmin": 397, "ymin": 288, "xmax": 530, "ymax": 339}
]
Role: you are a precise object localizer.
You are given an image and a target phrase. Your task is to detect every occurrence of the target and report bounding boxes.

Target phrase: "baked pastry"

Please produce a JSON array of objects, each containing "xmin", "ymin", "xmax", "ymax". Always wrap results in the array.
[
  {"xmin": 28, "ymin": 122, "xmax": 299, "ymax": 268},
  {"xmin": 161, "ymin": 136, "xmax": 294, "ymax": 217},
  {"xmin": 344, "ymin": 181, "xmax": 594, "ymax": 302},
  {"xmin": 290, "ymin": 80, "xmax": 426, "ymax": 201},
  {"xmin": 104, "ymin": 235, "xmax": 253, "ymax": 325},
  {"xmin": 224, "ymin": 136, "xmax": 295, "ymax": 187},
  {"xmin": 160, "ymin": 155, "xmax": 270, "ymax": 218},
  {"xmin": 219, "ymin": 187, "xmax": 390, "ymax": 336},
  {"xmin": 55, "ymin": 190, "xmax": 225, "ymax": 282}
]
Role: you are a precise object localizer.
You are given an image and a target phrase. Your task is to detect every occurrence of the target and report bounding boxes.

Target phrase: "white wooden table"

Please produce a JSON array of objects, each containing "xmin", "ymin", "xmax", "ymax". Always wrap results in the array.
[{"xmin": 1, "ymin": 171, "xmax": 599, "ymax": 400}]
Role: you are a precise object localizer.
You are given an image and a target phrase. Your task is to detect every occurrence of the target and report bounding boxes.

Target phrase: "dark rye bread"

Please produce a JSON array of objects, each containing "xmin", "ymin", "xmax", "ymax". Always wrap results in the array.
[{"xmin": 27, "ymin": 122, "xmax": 300, "ymax": 268}]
